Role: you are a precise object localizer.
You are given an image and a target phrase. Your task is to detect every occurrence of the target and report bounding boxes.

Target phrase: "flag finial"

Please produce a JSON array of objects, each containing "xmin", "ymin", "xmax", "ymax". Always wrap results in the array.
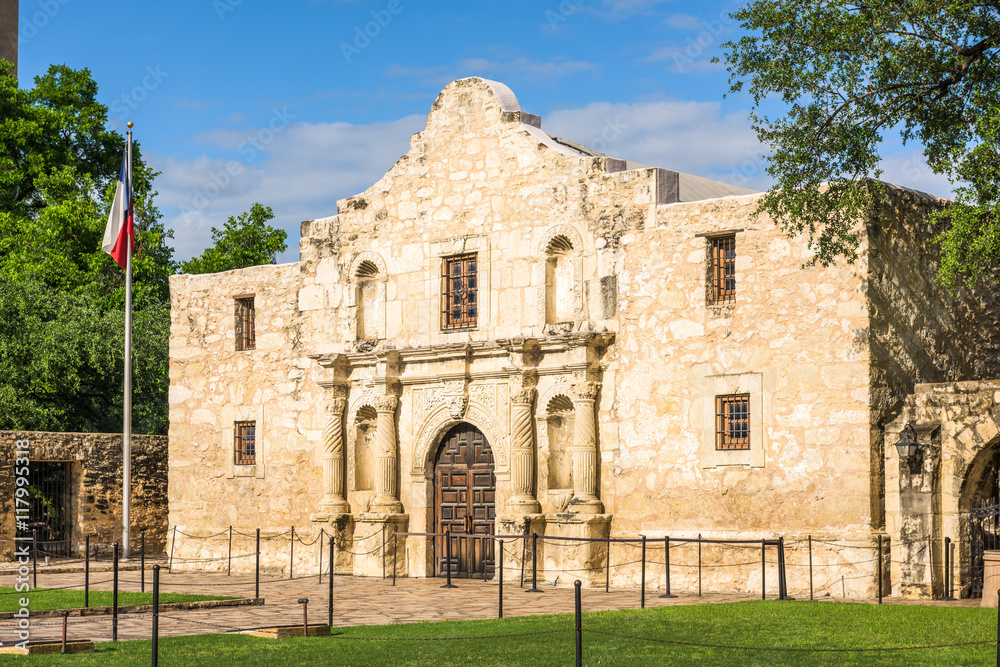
[{"xmin": 127, "ymin": 121, "xmax": 133, "ymax": 129}]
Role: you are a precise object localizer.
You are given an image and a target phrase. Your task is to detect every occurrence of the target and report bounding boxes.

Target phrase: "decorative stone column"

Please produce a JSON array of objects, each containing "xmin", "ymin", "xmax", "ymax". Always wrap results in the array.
[
  {"xmin": 507, "ymin": 388, "xmax": 541, "ymax": 514},
  {"xmin": 319, "ymin": 394, "xmax": 349, "ymax": 515},
  {"xmin": 569, "ymin": 381, "xmax": 603, "ymax": 513},
  {"xmin": 370, "ymin": 394, "xmax": 402, "ymax": 513}
]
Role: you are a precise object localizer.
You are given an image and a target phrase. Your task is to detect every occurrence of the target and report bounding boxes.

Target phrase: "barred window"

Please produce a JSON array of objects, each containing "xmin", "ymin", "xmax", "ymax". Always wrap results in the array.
[
  {"xmin": 235, "ymin": 297, "xmax": 255, "ymax": 351},
  {"xmin": 708, "ymin": 235, "xmax": 736, "ymax": 304},
  {"xmin": 716, "ymin": 394, "xmax": 750, "ymax": 450},
  {"xmin": 442, "ymin": 253, "xmax": 478, "ymax": 330},
  {"xmin": 234, "ymin": 420, "xmax": 256, "ymax": 465}
]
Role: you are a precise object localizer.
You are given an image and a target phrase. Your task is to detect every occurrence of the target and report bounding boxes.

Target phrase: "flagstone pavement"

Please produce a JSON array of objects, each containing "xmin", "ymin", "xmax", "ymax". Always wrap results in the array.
[{"xmin": 0, "ymin": 564, "xmax": 982, "ymax": 645}]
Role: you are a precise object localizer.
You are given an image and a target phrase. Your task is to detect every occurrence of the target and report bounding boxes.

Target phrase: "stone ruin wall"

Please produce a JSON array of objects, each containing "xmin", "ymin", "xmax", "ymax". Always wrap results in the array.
[{"xmin": 0, "ymin": 431, "xmax": 168, "ymax": 560}]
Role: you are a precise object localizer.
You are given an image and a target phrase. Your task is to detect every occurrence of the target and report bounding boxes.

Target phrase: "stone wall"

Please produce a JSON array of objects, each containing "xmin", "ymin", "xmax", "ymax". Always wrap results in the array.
[{"xmin": 0, "ymin": 431, "xmax": 168, "ymax": 559}]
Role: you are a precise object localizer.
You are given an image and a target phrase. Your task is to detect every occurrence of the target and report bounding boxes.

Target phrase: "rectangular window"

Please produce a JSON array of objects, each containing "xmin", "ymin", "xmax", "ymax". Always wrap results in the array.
[
  {"xmin": 235, "ymin": 297, "xmax": 256, "ymax": 351},
  {"xmin": 716, "ymin": 394, "xmax": 750, "ymax": 450},
  {"xmin": 708, "ymin": 235, "xmax": 736, "ymax": 304},
  {"xmin": 234, "ymin": 420, "xmax": 256, "ymax": 465},
  {"xmin": 441, "ymin": 253, "xmax": 478, "ymax": 330}
]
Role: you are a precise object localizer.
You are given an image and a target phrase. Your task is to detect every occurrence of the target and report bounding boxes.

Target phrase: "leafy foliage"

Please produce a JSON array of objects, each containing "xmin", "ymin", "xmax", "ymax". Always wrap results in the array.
[
  {"xmin": 179, "ymin": 203, "xmax": 287, "ymax": 275},
  {"xmin": 720, "ymin": 0, "xmax": 1000, "ymax": 289},
  {"xmin": 0, "ymin": 63, "xmax": 174, "ymax": 435}
]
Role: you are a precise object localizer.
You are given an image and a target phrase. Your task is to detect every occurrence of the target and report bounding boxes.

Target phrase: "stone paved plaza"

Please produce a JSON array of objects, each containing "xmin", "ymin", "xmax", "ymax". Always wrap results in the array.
[{"xmin": 0, "ymin": 564, "xmax": 980, "ymax": 645}]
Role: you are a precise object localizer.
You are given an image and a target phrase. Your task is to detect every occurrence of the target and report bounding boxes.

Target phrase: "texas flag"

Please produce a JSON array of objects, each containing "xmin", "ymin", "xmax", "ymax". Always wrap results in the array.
[{"xmin": 101, "ymin": 149, "xmax": 133, "ymax": 270}]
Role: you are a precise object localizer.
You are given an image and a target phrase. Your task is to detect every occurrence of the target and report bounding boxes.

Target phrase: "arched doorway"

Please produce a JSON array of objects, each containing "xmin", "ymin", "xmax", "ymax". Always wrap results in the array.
[
  {"xmin": 434, "ymin": 424, "xmax": 496, "ymax": 579},
  {"xmin": 962, "ymin": 442, "xmax": 1000, "ymax": 597}
]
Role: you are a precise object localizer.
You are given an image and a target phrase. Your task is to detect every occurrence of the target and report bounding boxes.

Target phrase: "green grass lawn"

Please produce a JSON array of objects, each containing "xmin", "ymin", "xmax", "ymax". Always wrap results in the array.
[
  {"xmin": 1, "ymin": 601, "xmax": 995, "ymax": 666},
  {"xmin": 0, "ymin": 587, "xmax": 236, "ymax": 612}
]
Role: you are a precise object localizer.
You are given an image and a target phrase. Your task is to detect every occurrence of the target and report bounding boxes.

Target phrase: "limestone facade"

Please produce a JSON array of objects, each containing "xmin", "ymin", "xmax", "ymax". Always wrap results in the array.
[{"xmin": 167, "ymin": 78, "xmax": 1000, "ymax": 596}]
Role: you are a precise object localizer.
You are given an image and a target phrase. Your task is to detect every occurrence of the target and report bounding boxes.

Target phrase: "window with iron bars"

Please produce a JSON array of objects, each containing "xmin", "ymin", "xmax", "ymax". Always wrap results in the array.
[
  {"xmin": 441, "ymin": 253, "xmax": 478, "ymax": 330},
  {"xmin": 235, "ymin": 297, "xmax": 256, "ymax": 351},
  {"xmin": 708, "ymin": 235, "xmax": 736, "ymax": 304},
  {"xmin": 716, "ymin": 394, "xmax": 750, "ymax": 450},
  {"xmin": 234, "ymin": 420, "xmax": 256, "ymax": 465}
]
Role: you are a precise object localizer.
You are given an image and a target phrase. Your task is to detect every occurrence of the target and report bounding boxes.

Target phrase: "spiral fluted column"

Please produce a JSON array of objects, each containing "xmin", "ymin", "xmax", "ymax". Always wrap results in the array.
[
  {"xmin": 320, "ymin": 396, "xmax": 349, "ymax": 514},
  {"xmin": 507, "ymin": 388, "xmax": 541, "ymax": 514},
  {"xmin": 371, "ymin": 395, "xmax": 402, "ymax": 513},
  {"xmin": 570, "ymin": 381, "xmax": 603, "ymax": 513}
]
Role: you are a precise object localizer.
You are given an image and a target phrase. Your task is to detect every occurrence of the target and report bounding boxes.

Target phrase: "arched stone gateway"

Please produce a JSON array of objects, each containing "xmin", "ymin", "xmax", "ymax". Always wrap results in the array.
[{"xmin": 433, "ymin": 423, "xmax": 496, "ymax": 579}]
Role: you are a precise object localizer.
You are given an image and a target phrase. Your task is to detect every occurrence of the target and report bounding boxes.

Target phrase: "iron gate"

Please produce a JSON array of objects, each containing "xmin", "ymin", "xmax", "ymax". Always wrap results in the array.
[
  {"xmin": 970, "ymin": 496, "xmax": 1000, "ymax": 597},
  {"xmin": 27, "ymin": 462, "xmax": 72, "ymax": 558}
]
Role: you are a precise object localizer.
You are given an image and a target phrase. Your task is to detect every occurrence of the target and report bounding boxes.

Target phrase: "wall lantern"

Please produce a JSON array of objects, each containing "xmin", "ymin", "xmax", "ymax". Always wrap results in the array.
[{"xmin": 894, "ymin": 424, "xmax": 922, "ymax": 460}]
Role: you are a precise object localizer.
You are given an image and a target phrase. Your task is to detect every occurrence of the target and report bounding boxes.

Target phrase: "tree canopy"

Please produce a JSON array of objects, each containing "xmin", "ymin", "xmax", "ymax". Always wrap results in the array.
[
  {"xmin": 179, "ymin": 202, "xmax": 287, "ymax": 275},
  {"xmin": 721, "ymin": 0, "xmax": 1000, "ymax": 289}
]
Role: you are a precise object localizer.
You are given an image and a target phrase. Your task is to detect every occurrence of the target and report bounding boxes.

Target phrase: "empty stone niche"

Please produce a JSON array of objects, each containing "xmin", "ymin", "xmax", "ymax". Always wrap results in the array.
[
  {"xmin": 354, "ymin": 406, "xmax": 377, "ymax": 491},
  {"xmin": 546, "ymin": 395, "xmax": 575, "ymax": 492},
  {"xmin": 545, "ymin": 235, "xmax": 576, "ymax": 324},
  {"xmin": 356, "ymin": 260, "xmax": 379, "ymax": 340}
]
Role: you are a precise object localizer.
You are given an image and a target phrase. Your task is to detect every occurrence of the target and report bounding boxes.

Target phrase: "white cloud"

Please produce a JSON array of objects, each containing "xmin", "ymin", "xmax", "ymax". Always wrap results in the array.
[{"xmin": 878, "ymin": 149, "xmax": 954, "ymax": 199}]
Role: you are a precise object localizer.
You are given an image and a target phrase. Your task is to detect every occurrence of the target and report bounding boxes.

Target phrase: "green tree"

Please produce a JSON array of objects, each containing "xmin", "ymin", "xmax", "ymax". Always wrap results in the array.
[
  {"xmin": 720, "ymin": 1, "xmax": 1000, "ymax": 289},
  {"xmin": 0, "ymin": 62, "xmax": 174, "ymax": 434},
  {"xmin": 179, "ymin": 203, "xmax": 287, "ymax": 274}
]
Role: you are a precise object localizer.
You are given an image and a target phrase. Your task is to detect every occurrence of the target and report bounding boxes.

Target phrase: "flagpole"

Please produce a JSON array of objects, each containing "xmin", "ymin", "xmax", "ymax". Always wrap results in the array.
[{"xmin": 122, "ymin": 122, "xmax": 133, "ymax": 560}]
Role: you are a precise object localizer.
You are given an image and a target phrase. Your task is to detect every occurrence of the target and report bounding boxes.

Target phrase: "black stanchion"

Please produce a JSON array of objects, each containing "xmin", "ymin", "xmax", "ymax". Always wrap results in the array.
[
  {"xmin": 152, "ymin": 564, "xmax": 160, "ymax": 667},
  {"xmin": 290, "ymin": 526, "xmax": 295, "ymax": 580},
  {"xmin": 84, "ymin": 534, "xmax": 90, "ymax": 609},
  {"xmin": 392, "ymin": 531, "xmax": 398, "ymax": 587},
  {"xmin": 527, "ymin": 532, "xmax": 543, "ymax": 593},
  {"xmin": 778, "ymin": 536, "xmax": 790, "ymax": 600},
  {"xmin": 255, "ymin": 528, "xmax": 261, "ymax": 600},
  {"xmin": 298, "ymin": 598, "xmax": 309, "ymax": 637},
  {"xmin": 520, "ymin": 532, "xmax": 526, "ymax": 589},
  {"xmin": 605, "ymin": 536, "xmax": 611, "ymax": 593},
  {"xmin": 808, "ymin": 535, "xmax": 814, "ymax": 601},
  {"xmin": 697, "ymin": 534, "xmax": 702, "ymax": 597},
  {"xmin": 942, "ymin": 536, "xmax": 954, "ymax": 600},
  {"xmin": 498, "ymin": 539, "xmax": 504, "ymax": 619},
  {"xmin": 228, "ymin": 526, "xmax": 233, "ymax": 576},
  {"xmin": 58, "ymin": 610, "xmax": 68, "ymax": 654},
  {"xmin": 441, "ymin": 530, "xmax": 457, "ymax": 589},
  {"xmin": 113, "ymin": 541, "xmax": 120, "ymax": 641},
  {"xmin": 574, "ymin": 579, "xmax": 583, "ymax": 667},
  {"xmin": 168, "ymin": 526, "xmax": 177, "ymax": 572},
  {"xmin": 660, "ymin": 536, "xmax": 676, "ymax": 598},
  {"xmin": 761, "ymin": 539, "xmax": 766, "ymax": 600},
  {"xmin": 877, "ymin": 534, "xmax": 883, "ymax": 605},
  {"xmin": 382, "ymin": 524, "xmax": 386, "ymax": 580},
  {"xmin": 32, "ymin": 529, "xmax": 37, "ymax": 589},
  {"xmin": 640, "ymin": 535, "xmax": 646, "ymax": 609},
  {"xmin": 141, "ymin": 529, "xmax": 146, "ymax": 593},
  {"xmin": 328, "ymin": 536, "xmax": 335, "ymax": 627}
]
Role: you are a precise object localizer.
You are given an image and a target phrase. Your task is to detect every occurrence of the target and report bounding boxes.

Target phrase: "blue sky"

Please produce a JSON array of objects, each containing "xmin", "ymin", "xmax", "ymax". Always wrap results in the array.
[{"xmin": 14, "ymin": 0, "xmax": 950, "ymax": 263}]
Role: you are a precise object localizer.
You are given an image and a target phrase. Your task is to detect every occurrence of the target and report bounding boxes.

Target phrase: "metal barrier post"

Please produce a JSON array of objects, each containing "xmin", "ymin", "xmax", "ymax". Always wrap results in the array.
[
  {"xmin": 574, "ymin": 579, "xmax": 583, "ymax": 667},
  {"xmin": 520, "ymin": 534, "xmax": 526, "ymax": 588},
  {"xmin": 85, "ymin": 534, "xmax": 90, "ymax": 608},
  {"xmin": 605, "ymin": 536, "xmax": 611, "ymax": 593},
  {"xmin": 527, "ymin": 532, "xmax": 543, "ymax": 593},
  {"xmin": 168, "ymin": 526, "xmax": 177, "ymax": 572},
  {"xmin": 58, "ymin": 610, "xmax": 68, "ymax": 654},
  {"xmin": 392, "ymin": 531, "xmax": 398, "ymax": 587},
  {"xmin": 152, "ymin": 564, "xmax": 160, "ymax": 667},
  {"xmin": 228, "ymin": 526, "xmax": 233, "ymax": 576},
  {"xmin": 943, "ymin": 536, "xmax": 954, "ymax": 600},
  {"xmin": 761, "ymin": 539, "xmax": 766, "ymax": 600},
  {"xmin": 141, "ymin": 529, "xmax": 146, "ymax": 593},
  {"xmin": 640, "ymin": 535, "xmax": 646, "ymax": 609},
  {"xmin": 113, "ymin": 542, "xmax": 119, "ymax": 641},
  {"xmin": 382, "ymin": 524, "xmax": 386, "ymax": 580},
  {"xmin": 498, "ymin": 539, "xmax": 504, "ymax": 619},
  {"xmin": 328, "ymin": 536, "xmax": 335, "ymax": 627},
  {"xmin": 290, "ymin": 526, "xmax": 295, "ymax": 580},
  {"xmin": 255, "ymin": 528, "xmax": 260, "ymax": 599},
  {"xmin": 877, "ymin": 534, "xmax": 883, "ymax": 604},
  {"xmin": 298, "ymin": 598, "xmax": 309, "ymax": 637},
  {"xmin": 697, "ymin": 534, "xmax": 702, "ymax": 597},
  {"xmin": 660, "ymin": 536, "xmax": 676, "ymax": 598},
  {"xmin": 441, "ymin": 530, "xmax": 457, "ymax": 588},
  {"xmin": 777, "ymin": 537, "xmax": 787, "ymax": 600},
  {"xmin": 32, "ymin": 529, "xmax": 37, "ymax": 589},
  {"xmin": 808, "ymin": 535, "xmax": 814, "ymax": 601}
]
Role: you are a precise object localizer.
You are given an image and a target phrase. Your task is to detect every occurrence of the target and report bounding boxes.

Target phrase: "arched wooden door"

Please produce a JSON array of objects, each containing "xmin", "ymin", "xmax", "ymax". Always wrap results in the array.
[{"xmin": 434, "ymin": 424, "xmax": 496, "ymax": 579}]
